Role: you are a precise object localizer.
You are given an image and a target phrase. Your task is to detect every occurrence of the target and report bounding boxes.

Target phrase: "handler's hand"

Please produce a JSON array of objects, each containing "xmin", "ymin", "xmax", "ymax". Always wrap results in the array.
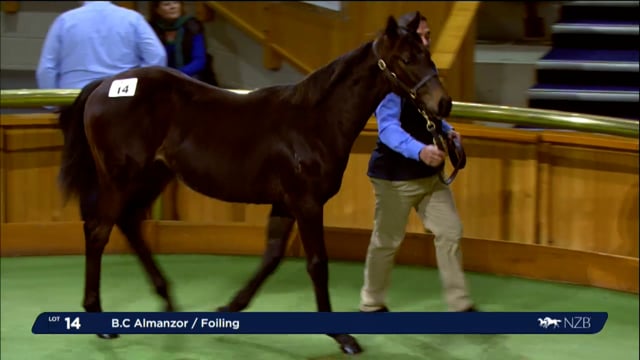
[{"xmin": 419, "ymin": 145, "xmax": 445, "ymax": 167}]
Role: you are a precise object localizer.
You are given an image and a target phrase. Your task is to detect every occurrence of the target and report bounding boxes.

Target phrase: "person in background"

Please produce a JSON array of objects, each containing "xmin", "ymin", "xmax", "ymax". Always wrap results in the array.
[
  {"xmin": 359, "ymin": 12, "xmax": 478, "ymax": 313},
  {"xmin": 36, "ymin": 1, "xmax": 167, "ymax": 89},
  {"xmin": 148, "ymin": 1, "xmax": 219, "ymax": 86}
]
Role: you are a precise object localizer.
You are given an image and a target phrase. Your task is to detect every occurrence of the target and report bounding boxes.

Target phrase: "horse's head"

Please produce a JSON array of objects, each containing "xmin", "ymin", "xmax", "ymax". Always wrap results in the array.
[{"xmin": 373, "ymin": 11, "xmax": 452, "ymax": 118}]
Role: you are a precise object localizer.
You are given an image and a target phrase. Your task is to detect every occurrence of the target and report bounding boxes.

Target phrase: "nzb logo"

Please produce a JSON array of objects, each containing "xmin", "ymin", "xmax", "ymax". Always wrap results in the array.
[{"xmin": 538, "ymin": 316, "xmax": 591, "ymax": 329}]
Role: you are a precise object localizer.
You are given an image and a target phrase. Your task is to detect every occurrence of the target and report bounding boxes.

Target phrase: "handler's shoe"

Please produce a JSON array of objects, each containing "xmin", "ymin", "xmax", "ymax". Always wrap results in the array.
[{"xmin": 360, "ymin": 306, "xmax": 390, "ymax": 313}]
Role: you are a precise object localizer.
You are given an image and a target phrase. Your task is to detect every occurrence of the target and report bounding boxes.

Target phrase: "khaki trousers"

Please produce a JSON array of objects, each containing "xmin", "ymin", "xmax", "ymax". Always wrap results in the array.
[{"xmin": 360, "ymin": 176, "xmax": 473, "ymax": 312}]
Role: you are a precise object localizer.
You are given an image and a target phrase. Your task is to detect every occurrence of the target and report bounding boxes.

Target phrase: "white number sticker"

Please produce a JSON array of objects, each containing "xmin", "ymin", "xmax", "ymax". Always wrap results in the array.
[{"xmin": 108, "ymin": 78, "xmax": 138, "ymax": 98}]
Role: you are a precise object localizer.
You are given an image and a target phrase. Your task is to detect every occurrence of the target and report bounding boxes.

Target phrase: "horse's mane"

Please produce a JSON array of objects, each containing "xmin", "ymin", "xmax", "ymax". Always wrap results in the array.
[{"xmin": 274, "ymin": 40, "xmax": 376, "ymax": 107}]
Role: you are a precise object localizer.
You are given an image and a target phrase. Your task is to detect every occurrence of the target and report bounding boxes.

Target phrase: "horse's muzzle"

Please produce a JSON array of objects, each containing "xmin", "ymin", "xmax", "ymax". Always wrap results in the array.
[{"xmin": 438, "ymin": 96, "xmax": 452, "ymax": 118}]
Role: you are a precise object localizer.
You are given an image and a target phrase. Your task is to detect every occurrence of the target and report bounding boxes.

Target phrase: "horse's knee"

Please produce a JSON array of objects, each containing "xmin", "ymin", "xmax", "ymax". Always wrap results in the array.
[
  {"xmin": 83, "ymin": 221, "xmax": 112, "ymax": 250},
  {"xmin": 306, "ymin": 255, "xmax": 328, "ymax": 278}
]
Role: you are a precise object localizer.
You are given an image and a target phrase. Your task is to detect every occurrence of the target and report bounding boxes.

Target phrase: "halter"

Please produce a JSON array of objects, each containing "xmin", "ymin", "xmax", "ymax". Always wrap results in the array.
[
  {"xmin": 372, "ymin": 39, "xmax": 466, "ymax": 185},
  {"xmin": 372, "ymin": 39, "xmax": 438, "ymax": 103}
]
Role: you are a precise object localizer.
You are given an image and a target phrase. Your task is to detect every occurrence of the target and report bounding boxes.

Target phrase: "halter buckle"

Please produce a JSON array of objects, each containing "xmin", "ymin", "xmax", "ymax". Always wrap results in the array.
[{"xmin": 377, "ymin": 59, "xmax": 387, "ymax": 71}]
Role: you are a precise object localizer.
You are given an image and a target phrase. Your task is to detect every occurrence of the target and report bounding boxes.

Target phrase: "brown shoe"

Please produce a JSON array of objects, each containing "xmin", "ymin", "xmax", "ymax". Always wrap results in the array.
[
  {"xmin": 360, "ymin": 306, "xmax": 390, "ymax": 313},
  {"xmin": 461, "ymin": 306, "xmax": 479, "ymax": 312}
]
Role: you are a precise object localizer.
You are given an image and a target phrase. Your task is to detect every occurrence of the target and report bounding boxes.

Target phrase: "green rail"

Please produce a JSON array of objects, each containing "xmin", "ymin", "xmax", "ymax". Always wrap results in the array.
[
  {"xmin": 1, "ymin": 88, "xmax": 638, "ymax": 221},
  {"xmin": 2, "ymin": 88, "xmax": 638, "ymax": 138}
]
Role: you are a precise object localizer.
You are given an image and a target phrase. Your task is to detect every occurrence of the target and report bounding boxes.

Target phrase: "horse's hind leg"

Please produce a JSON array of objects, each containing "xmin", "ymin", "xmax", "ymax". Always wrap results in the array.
[
  {"xmin": 117, "ymin": 161, "xmax": 176, "ymax": 311},
  {"xmin": 218, "ymin": 203, "xmax": 294, "ymax": 312},
  {"xmin": 295, "ymin": 204, "xmax": 362, "ymax": 355},
  {"xmin": 79, "ymin": 186, "xmax": 121, "ymax": 340}
]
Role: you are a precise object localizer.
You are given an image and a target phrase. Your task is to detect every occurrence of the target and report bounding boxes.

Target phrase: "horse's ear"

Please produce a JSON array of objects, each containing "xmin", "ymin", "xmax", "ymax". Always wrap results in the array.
[
  {"xmin": 405, "ymin": 11, "xmax": 422, "ymax": 33},
  {"xmin": 385, "ymin": 15, "xmax": 399, "ymax": 39}
]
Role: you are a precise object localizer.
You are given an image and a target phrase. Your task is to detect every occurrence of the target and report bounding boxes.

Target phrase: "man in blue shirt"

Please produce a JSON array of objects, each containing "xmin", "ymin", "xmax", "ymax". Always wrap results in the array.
[
  {"xmin": 36, "ymin": 1, "xmax": 167, "ymax": 89},
  {"xmin": 360, "ymin": 12, "xmax": 477, "ymax": 313}
]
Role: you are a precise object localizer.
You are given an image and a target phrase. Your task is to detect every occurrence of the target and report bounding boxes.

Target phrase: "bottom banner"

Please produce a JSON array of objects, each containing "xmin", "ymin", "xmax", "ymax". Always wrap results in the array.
[{"xmin": 32, "ymin": 312, "xmax": 607, "ymax": 335}]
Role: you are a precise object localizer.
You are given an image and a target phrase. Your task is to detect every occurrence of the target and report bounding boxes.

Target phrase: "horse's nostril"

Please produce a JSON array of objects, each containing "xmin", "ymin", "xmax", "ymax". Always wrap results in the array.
[{"xmin": 438, "ymin": 97, "xmax": 452, "ymax": 117}]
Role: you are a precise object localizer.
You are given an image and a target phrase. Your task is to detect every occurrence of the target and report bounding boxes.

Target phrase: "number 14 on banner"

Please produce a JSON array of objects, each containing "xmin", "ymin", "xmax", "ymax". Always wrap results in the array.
[
  {"xmin": 46, "ymin": 315, "xmax": 82, "ymax": 330},
  {"xmin": 63, "ymin": 316, "xmax": 81, "ymax": 330}
]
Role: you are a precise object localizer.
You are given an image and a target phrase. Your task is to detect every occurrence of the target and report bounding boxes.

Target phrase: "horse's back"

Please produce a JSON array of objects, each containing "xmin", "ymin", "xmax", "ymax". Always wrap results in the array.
[{"xmin": 83, "ymin": 67, "xmax": 207, "ymax": 173}]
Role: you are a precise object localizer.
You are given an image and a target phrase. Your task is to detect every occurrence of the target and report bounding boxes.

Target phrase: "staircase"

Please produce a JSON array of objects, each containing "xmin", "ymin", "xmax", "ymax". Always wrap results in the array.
[{"xmin": 528, "ymin": 1, "xmax": 639, "ymax": 120}]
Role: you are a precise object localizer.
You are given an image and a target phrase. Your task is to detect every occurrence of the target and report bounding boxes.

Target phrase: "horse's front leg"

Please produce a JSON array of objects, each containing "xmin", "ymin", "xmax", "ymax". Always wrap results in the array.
[
  {"xmin": 217, "ymin": 204, "xmax": 294, "ymax": 312},
  {"xmin": 296, "ymin": 205, "xmax": 363, "ymax": 355}
]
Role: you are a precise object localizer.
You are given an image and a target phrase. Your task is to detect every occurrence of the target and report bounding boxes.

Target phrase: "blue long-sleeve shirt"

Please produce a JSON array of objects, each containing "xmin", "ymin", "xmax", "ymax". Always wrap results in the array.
[
  {"xmin": 36, "ymin": 1, "xmax": 167, "ymax": 89},
  {"xmin": 375, "ymin": 92, "xmax": 453, "ymax": 161},
  {"xmin": 165, "ymin": 34, "xmax": 207, "ymax": 76}
]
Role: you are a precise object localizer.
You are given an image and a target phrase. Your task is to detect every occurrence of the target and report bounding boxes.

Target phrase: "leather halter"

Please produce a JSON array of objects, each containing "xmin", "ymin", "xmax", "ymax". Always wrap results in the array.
[
  {"xmin": 372, "ymin": 39, "xmax": 466, "ymax": 185},
  {"xmin": 372, "ymin": 39, "xmax": 437, "ymax": 102}
]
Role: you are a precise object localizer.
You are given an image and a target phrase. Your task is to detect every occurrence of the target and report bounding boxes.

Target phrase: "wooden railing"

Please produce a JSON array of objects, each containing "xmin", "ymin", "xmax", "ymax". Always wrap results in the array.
[{"xmin": 1, "ymin": 91, "xmax": 637, "ymax": 293}]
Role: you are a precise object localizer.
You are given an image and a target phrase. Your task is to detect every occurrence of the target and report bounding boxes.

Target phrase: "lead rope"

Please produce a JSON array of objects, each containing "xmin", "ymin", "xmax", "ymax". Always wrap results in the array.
[{"xmin": 418, "ymin": 109, "xmax": 460, "ymax": 185}]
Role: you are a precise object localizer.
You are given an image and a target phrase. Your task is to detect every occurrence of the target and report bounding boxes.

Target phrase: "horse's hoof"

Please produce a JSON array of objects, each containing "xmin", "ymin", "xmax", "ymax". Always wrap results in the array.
[
  {"xmin": 165, "ymin": 304, "xmax": 177, "ymax": 312},
  {"xmin": 216, "ymin": 305, "xmax": 231, "ymax": 312},
  {"xmin": 96, "ymin": 333, "xmax": 119, "ymax": 340},
  {"xmin": 337, "ymin": 335, "xmax": 363, "ymax": 355}
]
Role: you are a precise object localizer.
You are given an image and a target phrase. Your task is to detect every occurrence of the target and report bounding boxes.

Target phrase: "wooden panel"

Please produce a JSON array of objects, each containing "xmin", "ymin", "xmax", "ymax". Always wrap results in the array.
[
  {"xmin": 342, "ymin": 2, "xmax": 453, "ymax": 48},
  {"xmin": 268, "ymin": 3, "xmax": 344, "ymax": 70},
  {"xmin": 154, "ymin": 223, "xmax": 299, "ymax": 256},
  {"xmin": 2, "ymin": 113, "xmax": 638, "ymax": 262},
  {"xmin": 0, "ymin": 221, "xmax": 157, "ymax": 256},
  {"xmin": 320, "ymin": 227, "xmax": 639, "ymax": 294},
  {"xmin": 1, "ymin": 222, "xmax": 636, "ymax": 294},
  {"xmin": 209, "ymin": 1, "xmax": 270, "ymax": 41},
  {"xmin": 0, "ymin": 127, "xmax": 4, "ymax": 223},
  {"xmin": 546, "ymin": 145, "xmax": 638, "ymax": 257},
  {"xmin": 206, "ymin": 1, "xmax": 474, "ymax": 99},
  {"xmin": 3, "ymin": 147, "xmax": 80, "ymax": 223}
]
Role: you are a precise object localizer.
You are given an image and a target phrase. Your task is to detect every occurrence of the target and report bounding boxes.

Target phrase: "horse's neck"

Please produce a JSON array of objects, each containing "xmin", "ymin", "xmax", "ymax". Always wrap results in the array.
[{"xmin": 307, "ymin": 42, "xmax": 391, "ymax": 157}]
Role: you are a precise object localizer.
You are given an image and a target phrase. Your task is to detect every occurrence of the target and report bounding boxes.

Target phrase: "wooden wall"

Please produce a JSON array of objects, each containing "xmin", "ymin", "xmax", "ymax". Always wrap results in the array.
[
  {"xmin": 205, "ymin": 1, "xmax": 479, "ymax": 102},
  {"xmin": 1, "ymin": 113, "xmax": 637, "ymax": 294}
]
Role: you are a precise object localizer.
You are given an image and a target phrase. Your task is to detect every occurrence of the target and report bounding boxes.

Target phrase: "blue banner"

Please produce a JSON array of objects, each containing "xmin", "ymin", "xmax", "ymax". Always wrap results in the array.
[{"xmin": 32, "ymin": 312, "xmax": 607, "ymax": 335}]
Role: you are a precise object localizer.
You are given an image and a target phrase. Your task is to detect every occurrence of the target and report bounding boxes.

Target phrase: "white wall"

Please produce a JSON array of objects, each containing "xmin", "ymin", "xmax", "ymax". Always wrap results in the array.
[
  {"xmin": 0, "ymin": 1, "xmax": 551, "ymax": 108},
  {"xmin": 0, "ymin": 1, "xmax": 305, "ymax": 89},
  {"xmin": 0, "ymin": 1, "xmax": 77, "ymax": 70},
  {"xmin": 203, "ymin": 16, "xmax": 305, "ymax": 90}
]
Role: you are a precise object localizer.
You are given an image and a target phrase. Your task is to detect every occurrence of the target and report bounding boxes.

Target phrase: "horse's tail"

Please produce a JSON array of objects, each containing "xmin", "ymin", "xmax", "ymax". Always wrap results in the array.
[{"xmin": 57, "ymin": 78, "xmax": 104, "ymax": 203}]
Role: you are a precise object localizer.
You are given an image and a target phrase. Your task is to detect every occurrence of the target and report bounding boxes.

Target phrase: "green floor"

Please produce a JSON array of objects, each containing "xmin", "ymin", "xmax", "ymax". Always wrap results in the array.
[{"xmin": 1, "ymin": 254, "xmax": 638, "ymax": 360}]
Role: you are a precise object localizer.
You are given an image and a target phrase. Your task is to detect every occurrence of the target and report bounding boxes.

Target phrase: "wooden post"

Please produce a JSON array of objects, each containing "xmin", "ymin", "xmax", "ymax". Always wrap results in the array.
[
  {"xmin": 2, "ymin": 1, "xmax": 20, "ymax": 14},
  {"xmin": 115, "ymin": 2, "xmax": 136, "ymax": 11},
  {"xmin": 196, "ymin": 2, "xmax": 215, "ymax": 22},
  {"xmin": 524, "ymin": 2, "xmax": 545, "ymax": 38},
  {"xmin": 262, "ymin": 4, "xmax": 282, "ymax": 71}
]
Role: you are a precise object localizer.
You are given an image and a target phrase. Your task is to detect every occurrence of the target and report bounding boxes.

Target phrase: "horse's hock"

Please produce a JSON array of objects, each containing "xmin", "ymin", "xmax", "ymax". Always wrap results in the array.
[{"xmin": 0, "ymin": 112, "xmax": 637, "ymax": 294}]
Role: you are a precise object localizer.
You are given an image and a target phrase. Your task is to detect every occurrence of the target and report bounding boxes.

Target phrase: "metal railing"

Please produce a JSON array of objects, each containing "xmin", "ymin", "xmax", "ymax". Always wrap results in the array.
[{"xmin": 1, "ymin": 89, "xmax": 639, "ymax": 138}]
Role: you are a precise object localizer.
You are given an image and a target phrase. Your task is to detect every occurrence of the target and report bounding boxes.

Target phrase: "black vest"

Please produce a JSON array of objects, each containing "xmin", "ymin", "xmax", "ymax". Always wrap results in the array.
[{"xmin": 367, "ymin": 98, "xmax": 444, "ymax": 181}]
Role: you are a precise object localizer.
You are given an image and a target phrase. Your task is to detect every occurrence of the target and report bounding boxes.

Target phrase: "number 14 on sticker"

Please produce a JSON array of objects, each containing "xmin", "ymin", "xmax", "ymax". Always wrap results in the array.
[{"xmin": 108, "ymin": 78, "xmax": 138, "ymax": 97}]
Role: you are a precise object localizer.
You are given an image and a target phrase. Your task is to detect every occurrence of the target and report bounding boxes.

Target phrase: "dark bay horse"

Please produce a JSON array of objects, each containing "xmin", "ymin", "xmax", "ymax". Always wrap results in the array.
[{"xmin": 56, "ymin": 12, "xmax": 451, "ymax": 354}]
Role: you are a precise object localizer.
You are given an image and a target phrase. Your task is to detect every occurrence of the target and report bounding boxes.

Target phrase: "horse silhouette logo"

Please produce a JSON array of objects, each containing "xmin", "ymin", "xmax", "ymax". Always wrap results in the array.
[{"xmin": 538, "ymin": 317, "xmax": 562, "ymax": 329}]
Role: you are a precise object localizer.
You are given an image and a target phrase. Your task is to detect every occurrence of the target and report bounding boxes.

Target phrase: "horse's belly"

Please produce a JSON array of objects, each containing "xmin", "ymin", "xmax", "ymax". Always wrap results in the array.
[{"xmin": 167, "ymin": 156, "xmax": 276, "ymax": 205}]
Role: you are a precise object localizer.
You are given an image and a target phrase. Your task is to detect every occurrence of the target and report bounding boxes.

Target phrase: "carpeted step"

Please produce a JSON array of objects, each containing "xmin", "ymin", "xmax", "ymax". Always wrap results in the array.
[
  {"xmin": 560, "ymin": 1, "xmax": 639, "ymax": 23},
  {"xmin": 528, "ymin": 83, "xmax": 639, "ymax": 120},
  {"xmin": 535, "ymin": 48, "xmax": 639, "ymax": 87},
  {"xmin": 551, "ymin": 20, "xmax": 639, "ymax": 50}
]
